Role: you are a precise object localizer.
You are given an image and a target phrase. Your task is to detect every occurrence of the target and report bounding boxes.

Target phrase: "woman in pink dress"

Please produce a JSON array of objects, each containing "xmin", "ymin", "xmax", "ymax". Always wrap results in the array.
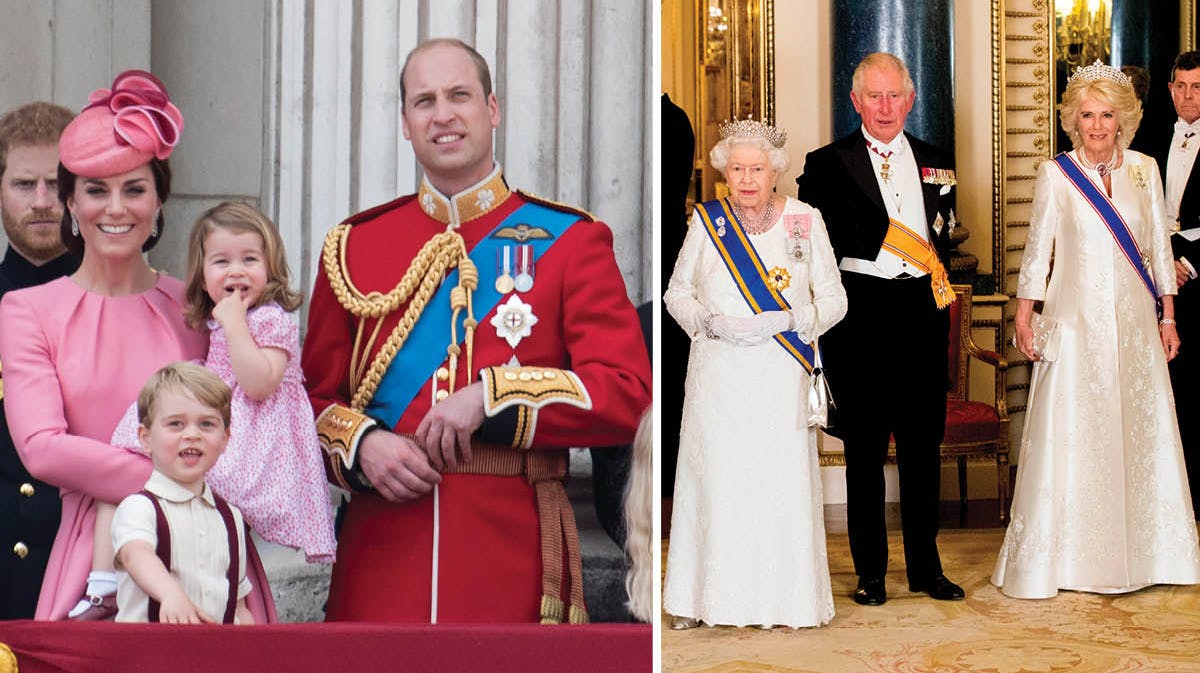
[{"xmin": 0, "ymin": 71, "xmax": 275, "ymax": 621}]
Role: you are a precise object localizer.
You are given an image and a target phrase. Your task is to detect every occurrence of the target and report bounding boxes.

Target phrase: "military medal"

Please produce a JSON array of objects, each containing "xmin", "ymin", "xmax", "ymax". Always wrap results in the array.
[
  {"xmin": 870, "ymin": 145, "xmax": 893, "ymax": 181},
  {"xmin": 495, "ymin": 245, "xmax": 515, "ymax": 294},
  {"xmin": 491, "ymin": 295, "xmax": 539, "ymax": 347},
  {"xmin": 514, "ymin": 244, "xmax": 534, "ymax": 293},
  {"xmin": 784, "ymin": 214, "xmax": 809, "ymax": 261}
]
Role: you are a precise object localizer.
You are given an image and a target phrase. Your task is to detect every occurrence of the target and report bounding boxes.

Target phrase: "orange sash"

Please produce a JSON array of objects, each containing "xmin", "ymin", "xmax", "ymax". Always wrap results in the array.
[{"xmin": 881, "ymin": 218, "xmax": 955, "ymax": 309}]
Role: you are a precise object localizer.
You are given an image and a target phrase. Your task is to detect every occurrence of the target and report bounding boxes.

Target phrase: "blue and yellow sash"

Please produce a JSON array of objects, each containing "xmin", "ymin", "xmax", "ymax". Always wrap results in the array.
[
  {"xmin": 366, "ymin": 203, "xmax": 580, "ymax": 427},
  {"xmin": 1053, "ymin": 152, "xmax": 1159, "ymax": 302},
  {"xmin": 695, "ymin": 198, "xmax": 817, "ymax": 373}
]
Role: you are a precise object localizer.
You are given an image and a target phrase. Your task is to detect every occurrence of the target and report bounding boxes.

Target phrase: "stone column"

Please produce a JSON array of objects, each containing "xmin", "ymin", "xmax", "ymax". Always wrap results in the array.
[{"xmin": 830, "ymin": 0, "xmax": 955, "ymax": 155}]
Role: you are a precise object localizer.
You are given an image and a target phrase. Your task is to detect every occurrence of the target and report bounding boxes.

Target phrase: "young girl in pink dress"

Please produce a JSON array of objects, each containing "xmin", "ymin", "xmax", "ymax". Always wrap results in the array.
[{"xmin": 71, "ymin": 202, "xmax": 336, "ymax": 619}]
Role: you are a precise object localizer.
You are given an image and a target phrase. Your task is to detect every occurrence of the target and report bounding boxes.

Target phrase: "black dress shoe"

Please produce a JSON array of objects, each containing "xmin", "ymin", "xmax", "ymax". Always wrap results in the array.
[
  {"xmin": 853, "ymin": 576, "xmax": 887, "ymax": 605},
  {"xmin": 909, "ymin": 574, "xmax": 965, "ymax": 601}
]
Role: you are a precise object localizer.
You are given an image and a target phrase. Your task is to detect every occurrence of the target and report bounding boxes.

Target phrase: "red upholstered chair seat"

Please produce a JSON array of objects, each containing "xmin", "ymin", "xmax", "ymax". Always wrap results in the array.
[{"xmin": 944, "ymin": 400, "xmax": 1001, "ymax": 444}]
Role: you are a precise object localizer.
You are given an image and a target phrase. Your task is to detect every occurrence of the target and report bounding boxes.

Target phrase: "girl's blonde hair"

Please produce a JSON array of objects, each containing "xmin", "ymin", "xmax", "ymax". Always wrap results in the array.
[
  {"xmin": 623, "ymin": 407, "xmax": 654, "ymax": 622},
  {"xmin": 183, "ymin": 201, "xmax": 303, "ymax": 330}
]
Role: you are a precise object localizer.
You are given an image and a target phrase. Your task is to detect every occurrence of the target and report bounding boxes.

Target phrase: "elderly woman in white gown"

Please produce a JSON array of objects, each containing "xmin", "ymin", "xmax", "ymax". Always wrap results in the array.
[
  {"xmin": 993, "ymin": 61, "xmax": 1200, "ymax": 598},
  {"xmin": 663, "ymin": 118, "xmax": 847, "ymax": 629}
]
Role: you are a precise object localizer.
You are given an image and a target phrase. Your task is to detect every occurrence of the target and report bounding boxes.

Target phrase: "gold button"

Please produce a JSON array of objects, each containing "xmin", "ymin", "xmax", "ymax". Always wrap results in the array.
[
  {"xmin": 436, "ymin": 367, "xmax": 450, "ymax": 382},
  {"xmin": 13, "ymin": 542, "xmax": 28, "ymax": 559},
  {"xmin": 19, "ymin": 483, "xmax": 34, "ymax": 497},
  {"xmin": 544, "ymin": 371, "xmax": 557, "ymax": 379},
  {"xmin": 504, "ymin": 371, "xmax": 518, "ymax": 381},
  {"xmin": 435, "ymin": 389, "xmax": 449, "ymax": 401},
  {"xmin": 518, "ymin": 372, "xmax": 532, "ymax": 381},
  {"xmin": 531, "ymin": 371, "xmax": 544, "ymax": 381}
]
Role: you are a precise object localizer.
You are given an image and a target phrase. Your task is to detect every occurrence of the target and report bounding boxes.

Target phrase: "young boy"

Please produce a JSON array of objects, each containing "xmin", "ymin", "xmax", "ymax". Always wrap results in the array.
[{"xmin": 111, "ymin": 362, "xmax": 253, "ymax": 624}]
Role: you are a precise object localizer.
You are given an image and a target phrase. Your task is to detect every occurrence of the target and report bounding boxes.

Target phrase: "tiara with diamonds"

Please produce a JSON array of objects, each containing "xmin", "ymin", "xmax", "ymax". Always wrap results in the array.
[
  {"xmin": 1066, "ymin": 60, "xmax": 1132, "ymax": 88},
  {"xmin": 718, "ymin": 115, "xmax": 788, "ymax": 148}
]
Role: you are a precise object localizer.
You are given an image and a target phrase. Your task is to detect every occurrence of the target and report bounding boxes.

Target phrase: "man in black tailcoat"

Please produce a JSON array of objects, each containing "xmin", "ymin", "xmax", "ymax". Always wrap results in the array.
[
  {"xmin": 0, "ymin": 102, "xmax": 78, "ymax": 619},
  {"xmin": 1160, "ymin": 51, "xmax": 1200, "ymax": 519},
  {"xmin": 795, "ymin": 52, "xmax": 963, "ymax": 606}
]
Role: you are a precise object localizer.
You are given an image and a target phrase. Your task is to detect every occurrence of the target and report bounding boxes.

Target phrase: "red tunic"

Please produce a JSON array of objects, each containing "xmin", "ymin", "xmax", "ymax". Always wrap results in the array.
[{"xmin": 302, "ymin": 175, "xmax": 651, "ymax": 622}]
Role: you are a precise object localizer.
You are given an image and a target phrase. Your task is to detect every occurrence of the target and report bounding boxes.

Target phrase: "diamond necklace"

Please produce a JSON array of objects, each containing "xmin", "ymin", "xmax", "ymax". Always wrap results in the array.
[
  {"xmin": 1079, "ymin": 147, "xmax": 1119, "ymax": 177},
  {"xmin": 731, "ymin": 197, "xmax": 777, "ymax": 234}
]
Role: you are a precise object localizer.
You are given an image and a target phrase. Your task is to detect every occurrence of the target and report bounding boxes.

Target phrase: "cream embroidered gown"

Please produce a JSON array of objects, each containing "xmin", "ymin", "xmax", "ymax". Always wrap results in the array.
[
  {"xmin": 663, "ymin": 198, "xmax": 846, "ymax": 627},
  {"xmin": 993, "ymin": 150, "xmax": 1200, "ymax": 598}
]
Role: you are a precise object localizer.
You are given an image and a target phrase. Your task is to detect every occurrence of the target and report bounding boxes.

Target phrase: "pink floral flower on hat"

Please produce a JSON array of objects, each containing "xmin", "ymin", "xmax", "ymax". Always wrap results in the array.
[
  {"xmin": 784, "ymin": 214, "xmax": 811, "ymax": 239},
  {"xmin": 85, "ymin": 70, "xmax": 183, "ymax": 161},
  {"xmin": 60, "ymin": 69, "xmax": 185, "ymax": 177}
]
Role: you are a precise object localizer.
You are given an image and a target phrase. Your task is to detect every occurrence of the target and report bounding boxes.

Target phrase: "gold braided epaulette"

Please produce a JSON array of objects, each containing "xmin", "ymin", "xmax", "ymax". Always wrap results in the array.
[{"xmin": 516, "ymin": 190, "xmax": 596, "ymax": 222}]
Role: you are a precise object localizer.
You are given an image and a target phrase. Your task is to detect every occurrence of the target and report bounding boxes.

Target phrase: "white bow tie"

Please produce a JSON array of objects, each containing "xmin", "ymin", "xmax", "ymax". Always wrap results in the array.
[{"xmin": 1175, "ymin": 119, "xmax": 1200, "ymax": 135}]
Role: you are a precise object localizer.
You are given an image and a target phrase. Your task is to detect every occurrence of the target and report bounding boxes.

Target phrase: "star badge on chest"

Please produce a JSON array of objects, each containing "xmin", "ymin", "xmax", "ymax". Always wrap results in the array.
[{"xmin": 491, "ymin": 295, "xmax": 540, "ymax": 348}]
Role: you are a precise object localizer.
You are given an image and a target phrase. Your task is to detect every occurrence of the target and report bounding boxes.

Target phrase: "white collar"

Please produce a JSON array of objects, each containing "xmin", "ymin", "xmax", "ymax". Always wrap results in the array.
[
  {"xmin": 1175, "ymin": 117, "xmax": 1200, "ymax": 135},
  {"xmin": 862, "ymin": 127, "xmax": 908, "ymax": 156},
  {"xmin": 145, "ymin": 469, "xmax": 216, "ymax": 506}
]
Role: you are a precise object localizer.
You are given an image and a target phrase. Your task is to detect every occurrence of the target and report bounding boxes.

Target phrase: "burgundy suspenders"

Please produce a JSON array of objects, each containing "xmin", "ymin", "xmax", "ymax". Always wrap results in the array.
[{"xmin": 140, "ymin": 490, "xmax": 241, "ymax": 624}]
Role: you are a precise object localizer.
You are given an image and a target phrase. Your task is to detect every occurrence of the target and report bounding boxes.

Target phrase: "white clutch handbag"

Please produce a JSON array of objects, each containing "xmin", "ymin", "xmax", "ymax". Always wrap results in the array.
[{"xmin": 1030, "ymin": 312, "xmax": 1061, "ymax": 362}]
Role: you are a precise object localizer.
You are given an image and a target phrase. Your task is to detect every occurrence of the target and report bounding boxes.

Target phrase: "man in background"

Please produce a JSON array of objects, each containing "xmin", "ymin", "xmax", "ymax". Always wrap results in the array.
[{"xmin": 0, "ymin": 101, "xmax": 77, "ymax": 618}]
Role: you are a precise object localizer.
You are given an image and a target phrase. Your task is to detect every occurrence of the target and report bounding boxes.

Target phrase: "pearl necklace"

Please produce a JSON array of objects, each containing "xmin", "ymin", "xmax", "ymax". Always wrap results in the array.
[
  {"xmin": 731, "ymin": 197, "xmax": 777, "ymax": 235},
  {"xmin": 1079, "ymin": 147, "xmax": 1119, "ymax": 177}
]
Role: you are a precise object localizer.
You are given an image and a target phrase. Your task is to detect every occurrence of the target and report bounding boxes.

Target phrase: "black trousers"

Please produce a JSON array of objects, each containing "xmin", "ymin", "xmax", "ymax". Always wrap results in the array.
[
  {"xmin": 822, "ymin": 272, "xmax": 949, "ymax": 584},
  {"xmin": 1169, "ymin": 279, "xmax": 1200, "ymax": 519}
]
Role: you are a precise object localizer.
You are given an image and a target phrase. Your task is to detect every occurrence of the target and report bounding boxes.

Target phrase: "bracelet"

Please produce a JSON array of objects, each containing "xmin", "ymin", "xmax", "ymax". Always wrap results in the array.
[
  {"xmin": 702, "ymin": 314, "xmax": 718, "ymax": 340},
  {"xmin": 1160, "ymin": 318, "xmax": 1177, "ymax": 326}
]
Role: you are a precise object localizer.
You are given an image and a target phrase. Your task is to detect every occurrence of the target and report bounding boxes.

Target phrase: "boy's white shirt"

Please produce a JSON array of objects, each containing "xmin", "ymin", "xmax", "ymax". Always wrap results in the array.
[{"xmin": 111, "ymin": 469, "xmax": 251, "ymax": 623}]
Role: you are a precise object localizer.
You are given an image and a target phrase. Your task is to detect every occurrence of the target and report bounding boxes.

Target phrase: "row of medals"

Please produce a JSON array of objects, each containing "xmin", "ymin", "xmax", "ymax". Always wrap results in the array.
[
  {"xmin": 495, "ymin": 243, "xmax": 535, "ymax": 294},
  {"xmin": 715, "ymin": 215, "xmax": 808, "ymax": 262}
]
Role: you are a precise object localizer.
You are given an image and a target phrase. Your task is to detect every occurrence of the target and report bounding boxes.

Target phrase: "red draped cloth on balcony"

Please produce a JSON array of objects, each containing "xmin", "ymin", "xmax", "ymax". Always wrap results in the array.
[{"xmin": 0, "ymin": 621, "xmax": 651, "ymax": 673}]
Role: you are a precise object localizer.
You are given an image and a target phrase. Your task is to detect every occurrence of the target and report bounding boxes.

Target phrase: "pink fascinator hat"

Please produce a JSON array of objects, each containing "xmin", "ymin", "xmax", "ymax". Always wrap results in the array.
[{"xmin": 58, "ymin": 70, "xmax": 184, "ymax": 178}]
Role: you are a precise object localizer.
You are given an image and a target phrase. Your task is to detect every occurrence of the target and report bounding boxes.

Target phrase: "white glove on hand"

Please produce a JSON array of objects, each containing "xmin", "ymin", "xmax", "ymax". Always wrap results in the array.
[
  {"xmin": 708, "ymin": 311, "xmax": 792, "ymax": 345},
  {"xmin": 789, "ymin": 305, "xmax": 816, "ymax": 342},
  {"xmin": 747, "ymin": 310, "xmax": 793, "ymax": 339}
]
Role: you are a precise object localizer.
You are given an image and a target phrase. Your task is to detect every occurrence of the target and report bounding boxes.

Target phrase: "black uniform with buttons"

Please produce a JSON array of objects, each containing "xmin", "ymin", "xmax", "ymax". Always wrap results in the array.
[{"xmin": 0, "ymin": 246, "xmax": 77, "ymax": 619}]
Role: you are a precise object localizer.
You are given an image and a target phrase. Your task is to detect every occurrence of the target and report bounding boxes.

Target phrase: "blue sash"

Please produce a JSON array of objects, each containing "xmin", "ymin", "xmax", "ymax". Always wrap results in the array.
[
  {"xmin": 1052, "ymin": 152, "xmax": 1159, "ymax": 302},
  {"xmin": 695, "ymin": 199, "xmax": 817, "ymax": 373},
  {"xmin": 366, "ymin": 203, "xmax": 580, "ymax": 427}
]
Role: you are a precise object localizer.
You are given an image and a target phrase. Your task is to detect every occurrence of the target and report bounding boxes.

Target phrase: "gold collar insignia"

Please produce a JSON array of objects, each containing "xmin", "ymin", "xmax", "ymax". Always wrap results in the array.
[{"xmin": 417, "ymin": 164, "xmax": 511, "ymax": 227}]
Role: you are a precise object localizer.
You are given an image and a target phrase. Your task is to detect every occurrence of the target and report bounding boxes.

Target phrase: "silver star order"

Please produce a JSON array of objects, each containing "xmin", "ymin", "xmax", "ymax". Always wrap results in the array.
[{"xmin": 490, "ymin": 295, "xmax": 539, "ymax": 348}]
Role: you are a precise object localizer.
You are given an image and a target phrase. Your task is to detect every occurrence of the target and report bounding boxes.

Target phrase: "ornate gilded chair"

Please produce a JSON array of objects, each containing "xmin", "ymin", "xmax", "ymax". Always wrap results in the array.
[{"xmin": 937, "ymin": 283, "xmax": 1010, "ymax": 522}]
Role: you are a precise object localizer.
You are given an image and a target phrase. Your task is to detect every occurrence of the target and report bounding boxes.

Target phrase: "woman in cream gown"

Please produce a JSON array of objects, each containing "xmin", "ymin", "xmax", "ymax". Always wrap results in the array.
[
  {"xmin": 993, "ymin": 62, "xmax": 1200, "ymax": 599},
  {"xmin": 663, "ymin": 119, "xmax": 846, "ymax": 628}
]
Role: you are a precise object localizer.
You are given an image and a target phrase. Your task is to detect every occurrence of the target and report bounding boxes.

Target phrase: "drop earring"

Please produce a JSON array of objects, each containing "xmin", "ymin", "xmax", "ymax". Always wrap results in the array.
[
  {"xmin": 151, "ymin": 210, "xmax": 160, "ymax": 238},
  {"xmin": 70, "ymin": 214, "xmax": 80, "ymax": 237}
]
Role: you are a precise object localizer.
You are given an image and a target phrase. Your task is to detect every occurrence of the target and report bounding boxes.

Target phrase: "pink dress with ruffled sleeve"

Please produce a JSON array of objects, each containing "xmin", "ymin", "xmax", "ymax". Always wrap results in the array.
[{"xmin": 202, "ymin": 303, "xmax": 336, "ymax": 563}]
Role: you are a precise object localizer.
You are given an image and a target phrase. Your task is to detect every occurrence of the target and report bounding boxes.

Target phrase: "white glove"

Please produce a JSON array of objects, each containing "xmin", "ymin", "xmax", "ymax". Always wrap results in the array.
[
  {"xmin": 789, "ymin": 305, "xmax": 816, "ymax": 342},
  {"xmin": 747, "ymin": 310, "xmax": 793, "ymax": 339},
  {"xmin": 707, "ymin": 311, "xmax": 792, "ymax": 345}
]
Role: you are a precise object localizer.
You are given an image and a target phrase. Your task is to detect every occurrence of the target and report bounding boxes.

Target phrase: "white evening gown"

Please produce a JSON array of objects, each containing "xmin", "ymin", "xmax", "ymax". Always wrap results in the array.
[
  {"xmin": 663, "ymin": 197, "xmax": 847, "ymax": 627},
  {"xmin": 993, "ymin": 150, "xmax": 1200, "ymax": 598}
]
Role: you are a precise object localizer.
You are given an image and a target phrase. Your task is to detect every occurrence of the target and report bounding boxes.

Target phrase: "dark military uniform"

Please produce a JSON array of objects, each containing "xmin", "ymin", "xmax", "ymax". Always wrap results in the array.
[{"xmin": 0, "ymin": 246, "xmax": 77, "ymax": 618}]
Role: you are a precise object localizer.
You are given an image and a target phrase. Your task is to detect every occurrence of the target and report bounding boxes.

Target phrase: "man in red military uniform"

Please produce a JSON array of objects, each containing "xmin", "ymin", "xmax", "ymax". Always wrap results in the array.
[{"xmin": 301, "ymin": 38, "xmax": 651, "ymax": 623}]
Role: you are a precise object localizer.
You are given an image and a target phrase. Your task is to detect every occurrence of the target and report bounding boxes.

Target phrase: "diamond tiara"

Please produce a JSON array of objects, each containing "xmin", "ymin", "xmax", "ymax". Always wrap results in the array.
[
  {"xmin": 1066, "ymin": 60, "xmax": 1132, "ymax": 88},
  {"xmin": 718, "ymin": 115, "xmax": 788, "ymax": 148}
]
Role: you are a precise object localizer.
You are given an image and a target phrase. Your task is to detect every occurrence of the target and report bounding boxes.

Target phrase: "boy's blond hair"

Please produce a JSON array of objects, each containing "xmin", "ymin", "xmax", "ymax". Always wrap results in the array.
[{"xmin": 137, "ymin": 362, "xmax": 232, "ymax": 429}]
